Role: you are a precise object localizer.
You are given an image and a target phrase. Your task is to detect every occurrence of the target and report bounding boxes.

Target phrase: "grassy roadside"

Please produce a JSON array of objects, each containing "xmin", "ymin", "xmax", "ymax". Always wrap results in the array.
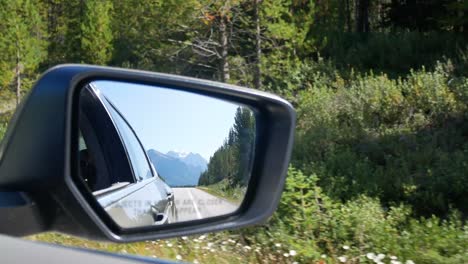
[
  {"xmin": 197, "ymin": 179, "xmax": 246, "ymax": 204},
  {"xmin": 28, "ymin": 232, "xmax": 271, "ymax": 264}
]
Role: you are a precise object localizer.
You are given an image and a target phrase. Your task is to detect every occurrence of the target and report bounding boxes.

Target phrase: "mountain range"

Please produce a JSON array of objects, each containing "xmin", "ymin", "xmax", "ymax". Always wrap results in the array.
[{"xmin": 147, "ymin": 150, "xmax": 207, "ymax": 187}]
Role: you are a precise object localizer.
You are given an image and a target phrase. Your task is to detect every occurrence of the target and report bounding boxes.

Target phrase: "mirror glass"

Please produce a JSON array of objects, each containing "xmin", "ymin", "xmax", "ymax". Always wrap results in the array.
[{"xmin": 77, "ymin": 80, "xmax": 256, "ymax": 228}]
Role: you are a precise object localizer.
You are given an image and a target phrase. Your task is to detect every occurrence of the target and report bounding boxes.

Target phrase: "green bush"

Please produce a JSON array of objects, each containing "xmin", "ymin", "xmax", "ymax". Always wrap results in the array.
[
  {"xmin": 292, "ymin": 64, "xmax": 468, "ymax": 217},
  {"xmin": 243, "ymin": 167, "xmax": 467, "ymax": 264}
]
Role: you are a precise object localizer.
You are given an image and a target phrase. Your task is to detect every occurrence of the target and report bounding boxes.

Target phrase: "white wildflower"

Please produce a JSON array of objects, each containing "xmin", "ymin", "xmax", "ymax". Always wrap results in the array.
[
  {"xmin": 181, "ymin": 236, "xmax": 188, "ymax": 240},
  {"xmin": 366, "ymin": 253, "xmax": 376, "ymax": 260},
  {"xmin": 376, "ymin": 253, "xmax": 385, "ymax": 261},
  {"xmin": 175, "ymin": 255, "xmax": 182, "ymax": 260},
  {"xmin": 275, "ymin": 243, "xmax": 282, "ymax": 248},
  {"xmin": 390, "ymin": 256, "xmax": 398, "ymax": 260},
  {"xmin": 199, "ymin": 235, "xmax": 206, "ymax": 240},
  {"xmin": 405, "ymin": 261, "xmax": 415, "ymax": 264},
  {"xmin": 289, "ymin": 250, "xmax": 297, "ymax": 256},
  {"xmin": 338, "ymin": 256, "xmax": 347, "ymax": 263},
  {"xmin": 244, "ymin": 246, "xmax": 252, "ymax": 250},
  {"xmin": 167, "ymin": 243, "xmax": 173, "ymax": 247},
  {"xmin": 321, "ymin": 254, "xmax": 327, "ymax": 258},
  {"xmin": 343, "ymin": 245, "xmax": 350, "ymax": 250},
  {"xmin": 391, "ymin": 261, "xmax": 402, "ymax": 264},
  {"xmin": 283, "ymin": 253, "xmax": 290, "ymax": 257},
  {"xmin": 193, "ymin": 260, "xmax": 199, "ymax": 264},
  {"xmin": 207, "ymin": 242, "xmax": 214, "ymax": 248}
]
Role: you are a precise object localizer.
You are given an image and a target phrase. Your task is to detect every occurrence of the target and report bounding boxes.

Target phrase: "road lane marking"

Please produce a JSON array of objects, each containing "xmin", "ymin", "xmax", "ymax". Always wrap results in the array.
[{"xmin": 188, "ymin": 189, "xmax": 202, "ymax": 219}]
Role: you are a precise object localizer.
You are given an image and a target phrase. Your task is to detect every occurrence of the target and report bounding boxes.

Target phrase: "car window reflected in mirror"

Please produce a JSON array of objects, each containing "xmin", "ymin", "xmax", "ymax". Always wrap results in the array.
[{"xmin": 77, "ymin": 81, "xmax": 256, "ymax": 228}]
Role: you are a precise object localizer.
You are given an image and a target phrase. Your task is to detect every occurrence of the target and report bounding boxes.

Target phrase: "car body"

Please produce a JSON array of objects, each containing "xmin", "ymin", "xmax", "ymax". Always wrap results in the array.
[{"xmin": 79, "ymin": 84, "xmax": 176, "ymax": 228}]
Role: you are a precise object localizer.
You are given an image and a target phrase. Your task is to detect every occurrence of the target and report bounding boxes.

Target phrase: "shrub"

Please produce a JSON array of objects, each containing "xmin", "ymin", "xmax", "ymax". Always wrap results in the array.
[{"xmin": 293, "ymin": 65, "xmax": 468, "ymax": 217}]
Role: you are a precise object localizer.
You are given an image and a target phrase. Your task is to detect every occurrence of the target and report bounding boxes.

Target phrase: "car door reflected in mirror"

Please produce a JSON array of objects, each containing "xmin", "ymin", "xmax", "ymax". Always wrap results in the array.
[{"xmin": 78, "ymin": 81, "xmax": 256, "ymax": 228}]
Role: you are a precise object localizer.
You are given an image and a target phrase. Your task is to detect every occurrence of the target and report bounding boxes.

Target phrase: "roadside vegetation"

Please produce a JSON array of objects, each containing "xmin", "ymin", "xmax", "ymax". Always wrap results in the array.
[
  {"xmin": 198, "ymin": 107, "xmax": 255, "ymax": 203},
  {"xmin": 197, "ymin": 179, "xmax": 246, "ymax": 204},
  {"xmin": 1, "ymin": 0, "xmax": 467, "ymax": 263}
]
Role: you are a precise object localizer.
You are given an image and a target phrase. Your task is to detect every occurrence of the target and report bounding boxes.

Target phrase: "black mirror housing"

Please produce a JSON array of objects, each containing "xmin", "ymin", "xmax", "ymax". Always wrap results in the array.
[{"xmin": 0, "ymin": 65, "xmax": 295, "ymax": 242}]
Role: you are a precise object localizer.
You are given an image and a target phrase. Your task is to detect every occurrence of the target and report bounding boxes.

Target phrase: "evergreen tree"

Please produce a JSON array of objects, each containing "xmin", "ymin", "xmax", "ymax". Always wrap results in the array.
[
  {"xmin": 63, "ymin": 0, "xmax": 85, "ymax": 62},
  {"xmin": 42, "ymin": 0, "xmax": 68, "ymax": 67},
  {"xmin": 81, "ymin": 0, "xmax": 113, "ymax": 64},
  {"xmin": 111, "ymin": 0, "xmax": 200, "ymax": 72},
  {"xmin": 199, "ymin": 107, "xmax": 255, "ymax": 187},
  {"xmin": 0, "ymin": 0, "xmax": 47, "ymax": 104}
]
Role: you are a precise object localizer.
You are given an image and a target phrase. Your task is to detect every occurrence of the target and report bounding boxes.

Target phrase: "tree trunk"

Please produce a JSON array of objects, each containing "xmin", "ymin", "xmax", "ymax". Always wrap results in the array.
[
  {"xmin": 219, "ymin": 16, "xmax": 230, "ymax": 82},
  {"xmin": 355, "ymin": 0, "xmax": 370, "ymax": 33},
  {"xmin": 253, "ymin": 0, "xmax": 261, "ymax": 90}
]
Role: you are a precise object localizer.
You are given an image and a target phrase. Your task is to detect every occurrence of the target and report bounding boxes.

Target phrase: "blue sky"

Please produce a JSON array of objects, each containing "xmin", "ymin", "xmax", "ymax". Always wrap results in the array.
[{"xmin": 93, "ymin": 80, "xmax": 240, "ymax": 161}]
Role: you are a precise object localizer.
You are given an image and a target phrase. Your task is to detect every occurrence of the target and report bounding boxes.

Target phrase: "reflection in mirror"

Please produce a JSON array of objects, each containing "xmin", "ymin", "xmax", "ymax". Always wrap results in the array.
[{"xmin": 77, "ymin": 81, "xmax": 256, "ymax": 228}]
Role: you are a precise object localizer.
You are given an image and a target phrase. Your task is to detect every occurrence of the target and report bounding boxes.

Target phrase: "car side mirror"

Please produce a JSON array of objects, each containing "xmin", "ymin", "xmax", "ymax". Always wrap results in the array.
[{"xmin": 0, "ymin": 65, "xmax": 295, "ymax": 242}]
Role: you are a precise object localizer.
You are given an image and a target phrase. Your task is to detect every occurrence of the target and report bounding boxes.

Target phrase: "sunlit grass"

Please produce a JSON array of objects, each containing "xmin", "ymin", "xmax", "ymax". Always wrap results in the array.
[
  {"xmin": 29, "ymin": 232, "xmax": 262, "ymax": 264},
  {"xmin": 28, "ymin": 232, "xmax": 423, "ymax": 264}
]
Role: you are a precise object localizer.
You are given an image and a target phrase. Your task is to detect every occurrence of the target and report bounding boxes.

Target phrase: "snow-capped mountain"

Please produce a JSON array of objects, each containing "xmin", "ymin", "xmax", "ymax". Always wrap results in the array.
[
  {"xmin": 166, "ymin": 151, "xmax": 208, "ymax": 171},
  {"xmin": 147, "ymin": 150, "xmax": 207, "ymax": 187}
]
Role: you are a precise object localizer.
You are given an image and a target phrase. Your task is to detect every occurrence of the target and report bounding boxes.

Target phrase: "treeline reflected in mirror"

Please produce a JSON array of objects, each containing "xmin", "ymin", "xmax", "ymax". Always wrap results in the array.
[
  {"xmin": 198, "ymin": 107, "xmax": 255, "ymax": 199},
  {"xmin": 78, "ymin": 81, "xmax": 256, "ymax": 228}
]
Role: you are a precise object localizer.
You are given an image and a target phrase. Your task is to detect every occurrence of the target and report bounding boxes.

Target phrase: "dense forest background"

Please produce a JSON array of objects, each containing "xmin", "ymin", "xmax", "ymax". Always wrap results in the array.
[
  {"xmin": 1, "ymin": 0, "xmax": 467, "ymax": 263},
  {"xmin": 0, "ymin": 0, "xmax": 466, "ymax": 104}
]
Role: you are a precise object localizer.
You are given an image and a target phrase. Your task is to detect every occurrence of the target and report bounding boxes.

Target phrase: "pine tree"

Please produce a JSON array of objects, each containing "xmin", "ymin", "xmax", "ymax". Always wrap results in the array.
[
  {"xmin": 199, "ymin": 107, "xmax": 255, "ymax": 187},
  {"xmin": 0, "ymin": 0, "xmax": 47, "ymax": 104},
  {"xmin": 81, "ymin": 0, "xmax": 113, "ymax": 64}
]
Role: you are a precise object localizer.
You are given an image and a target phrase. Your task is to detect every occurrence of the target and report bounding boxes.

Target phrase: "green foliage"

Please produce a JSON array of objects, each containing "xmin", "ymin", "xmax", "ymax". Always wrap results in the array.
[
  {"xmin": 198, "ymin": 179, "xmax": 246, "ymax": 204},
  {"xmin": 293, "ymin": 64, "xmax": 468, "ymax": 217},
  {"xmin": 199, "ymin": 107, "xmax": 255, "ymax": 187},
  {"xmin": 0, "ymin": 122, "xmax": 8, "ymax": 142},
  {"xmin": 0, "ymin": 0, "xmax": 47, "ymax": 92},
  {"xmin": 111, "ymin": 0, "xmax": 201, "ymax": 72},
  {"xmin": 261, "ymin": 0, "xmax": 316, "ymax": 56},
  {"xmin": 243, "ymin": 166, "xmax": 467, "ymax": 263},
  {"xmin": 81, "ymin": 0, "xmax": 113, "ymax": 64},
  {"xmin": 321, "ymin": 32, "xmax": 468, "ymax": 76}
]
